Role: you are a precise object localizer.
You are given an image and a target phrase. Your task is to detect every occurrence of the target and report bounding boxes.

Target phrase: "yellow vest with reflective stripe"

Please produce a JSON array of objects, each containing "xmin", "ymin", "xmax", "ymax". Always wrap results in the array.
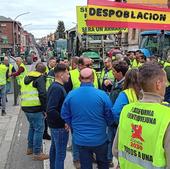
[
  {"xmin": 20, "ymin": 72, "xmax": 41, "ymax": 107},
  {"xmin": 118, "ymin": 102, "xmax": 170, "ymax": 169},
  {"xmin": 70, "ymin": 68, "xmax": 81, "ymax": 89},
  {"xmin": 164, "ymin": 62, "xmax": 170, "ymax": 68},
  {"xmin": 16, "ymin": 63, "xmax": 27, "ymax": 85},
  {"xmin": 124, "ymin": 88, "xmax": 137, "ymax": 103},
  {"xmin": 45, "ymin": 66, "xmax": 49, "ymax": 73},
  {"xmin": 7, "ymin": 64, "xmax": 13, "ymax": 82},
  {"xmin": 92, "ymin": 69, "xmax": 99, "ymax": 88},
  {"xmin": 99, "ymin": 68, "xmax": 114, "ymax": 87},
  {"xmin": 0, "ymin": 64, "xmax": 7, "ymax": 85},
  {"xmin": 46, "ymin": 76, "xmax": 54, "ymax": 90},
  {"xmin": 70, "ymin": 68, "xmax": 98, "ymax": 89},
  {"xmin": 132, "ymin": 59, "xmax": 142, "ymax": 68}
]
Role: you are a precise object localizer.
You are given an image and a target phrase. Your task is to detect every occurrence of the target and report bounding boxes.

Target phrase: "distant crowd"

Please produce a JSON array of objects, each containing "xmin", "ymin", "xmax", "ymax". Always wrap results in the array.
[{"xmin": 1, "ymin": 49, "xmax": 170, "ymax": 169}]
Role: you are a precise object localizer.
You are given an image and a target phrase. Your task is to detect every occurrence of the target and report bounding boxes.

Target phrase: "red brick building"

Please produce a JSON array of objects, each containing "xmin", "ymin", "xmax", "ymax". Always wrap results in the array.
[{"xmin": 0, "ymin": 16, "xmax": 21, "ymax": 56}]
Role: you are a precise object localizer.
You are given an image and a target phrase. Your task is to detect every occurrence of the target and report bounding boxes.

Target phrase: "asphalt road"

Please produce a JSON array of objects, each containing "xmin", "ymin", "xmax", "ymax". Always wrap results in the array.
[{"xmin": 5, "ymin": 111, "xmax": 43, "ymax": 169}]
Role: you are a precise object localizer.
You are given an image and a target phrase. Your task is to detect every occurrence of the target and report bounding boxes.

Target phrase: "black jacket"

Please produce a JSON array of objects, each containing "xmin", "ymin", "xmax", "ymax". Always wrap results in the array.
[{"xmin": 21, "ymin": 73, "xmax": 47, "ymax": 113}]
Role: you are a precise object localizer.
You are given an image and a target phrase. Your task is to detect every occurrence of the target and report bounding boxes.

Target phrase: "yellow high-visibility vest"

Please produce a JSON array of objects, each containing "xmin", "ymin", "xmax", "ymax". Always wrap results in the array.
[
  {"xmin": 20, "ymin": 71, "xmax": 41, "ymax": 107},
  {"xmin": 99, "ymin": 68, "xmax": 114, "ymax": 87},
  {"xmin": 124, "ymin": 88, "xmax": 138, "ymax": 103},
  {"xmin": 7, "ymin": 64, "xmax": 13, "ymax": 82},
  {"xmin": 118, "ymin": 102, "xmax": 170, "ymax": 169},
  {"xmin": 70, "ymin": 68, "xmax": 98, "ymax": 89},
  {"xmin": 0, "ymin": 64, "xmax": 7, "ymax": 85},
  {"xmin": 16, "ymin": 63, "xmax": 27, "ymax": 85}
]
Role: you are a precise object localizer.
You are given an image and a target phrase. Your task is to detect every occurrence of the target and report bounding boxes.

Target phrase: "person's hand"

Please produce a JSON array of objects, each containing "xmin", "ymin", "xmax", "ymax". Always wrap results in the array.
[
  {"xmin": 65, "ymin": 123, "xmax": 70, "ymax": 132},
  {"xmin": 104, "ymin": 79, "xmax": 112, "ymax": 86},
  {"xmin": 8, "ymin": 73, "xmax": 11, "ymax": 77}
]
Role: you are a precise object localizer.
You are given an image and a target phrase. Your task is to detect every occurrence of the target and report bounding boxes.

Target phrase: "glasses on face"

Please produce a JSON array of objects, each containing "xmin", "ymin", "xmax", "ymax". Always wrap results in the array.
[{"xmin": 84, "ymin": 64, "xmax": 92, "ymax": 68}]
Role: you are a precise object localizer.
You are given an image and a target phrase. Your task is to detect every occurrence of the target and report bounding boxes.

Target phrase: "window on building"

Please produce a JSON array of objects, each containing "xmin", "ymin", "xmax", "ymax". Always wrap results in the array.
[
  {"xmin": 132, "ymin": 29, "xmax": 136, "ymax": 40},
  {"xmin": 2, "ymin": 36, "xmax": 8, "ymax": 44}
]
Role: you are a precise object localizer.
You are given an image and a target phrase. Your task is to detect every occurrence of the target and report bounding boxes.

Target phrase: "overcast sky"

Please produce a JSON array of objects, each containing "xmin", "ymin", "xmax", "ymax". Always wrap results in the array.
[{"xmin": 0, "ymin": 0, "xmax": 87, "ymax": 38}]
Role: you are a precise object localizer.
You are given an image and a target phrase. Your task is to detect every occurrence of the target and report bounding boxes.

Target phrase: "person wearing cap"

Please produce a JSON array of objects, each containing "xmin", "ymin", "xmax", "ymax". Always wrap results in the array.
[{"xmin": 61, "ymin": 68, "xmax": 114, "ymax": 169}]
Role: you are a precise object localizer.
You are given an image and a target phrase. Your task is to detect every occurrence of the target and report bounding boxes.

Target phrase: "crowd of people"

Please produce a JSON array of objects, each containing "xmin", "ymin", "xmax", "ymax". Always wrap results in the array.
[{"xmin": 1, "ymin": 49, "xmax": 170, "ymax": 169}]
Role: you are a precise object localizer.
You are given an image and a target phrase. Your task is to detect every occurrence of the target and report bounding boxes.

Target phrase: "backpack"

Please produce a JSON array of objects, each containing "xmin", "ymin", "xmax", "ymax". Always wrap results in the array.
[{"xmin": 109, "ymin": 81, "xmax": 123, "ymax": 104}]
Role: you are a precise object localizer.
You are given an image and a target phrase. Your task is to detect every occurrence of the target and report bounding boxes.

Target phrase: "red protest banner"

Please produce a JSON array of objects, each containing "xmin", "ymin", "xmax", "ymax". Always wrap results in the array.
[{"xmin": 86, "ymin": 1, "xmax": 170, "ymax": 30}]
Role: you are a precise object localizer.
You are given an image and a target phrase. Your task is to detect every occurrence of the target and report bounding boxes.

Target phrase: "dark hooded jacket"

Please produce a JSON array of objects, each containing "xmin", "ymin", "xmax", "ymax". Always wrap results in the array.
[{"xmin": 21, "ymin": 71, "xmax": 47, "ymax": 113}]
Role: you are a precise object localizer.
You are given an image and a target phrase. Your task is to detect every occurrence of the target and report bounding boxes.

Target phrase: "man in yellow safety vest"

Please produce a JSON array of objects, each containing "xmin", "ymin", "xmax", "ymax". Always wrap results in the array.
[
  {"xmin": 113, "ymin": 62, "xmax": 170, "ymax": 169},
  {"xmin": 20, "ymin": 62, "xmax": 48, "ymax": 161},
  {"xmin": 9, "ymin": 57, "xmax": 27, "ymax": 85},
  {"xmin": 0, "ymin": 60, "xmax": 8, "ymax": 116},
  {"xmin": 4, "ymin": 56, "xmax": 15, "ymax": 94}
]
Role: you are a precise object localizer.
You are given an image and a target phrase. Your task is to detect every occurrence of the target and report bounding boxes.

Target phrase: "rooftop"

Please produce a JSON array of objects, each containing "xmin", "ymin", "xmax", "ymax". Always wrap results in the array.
[{"xmin": 0, "ymin": 16, "xmax": 13, "ymax": 22}]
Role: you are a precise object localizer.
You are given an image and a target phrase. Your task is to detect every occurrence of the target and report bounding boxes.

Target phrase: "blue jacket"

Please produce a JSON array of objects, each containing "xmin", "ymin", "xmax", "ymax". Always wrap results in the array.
[
  {"xmin": 61, "ymin": 82, "xmax": 113, "ymax": 146},
  {"xmin": 111, "ymin": 91, "xmax": 129, "ymax": 125}
]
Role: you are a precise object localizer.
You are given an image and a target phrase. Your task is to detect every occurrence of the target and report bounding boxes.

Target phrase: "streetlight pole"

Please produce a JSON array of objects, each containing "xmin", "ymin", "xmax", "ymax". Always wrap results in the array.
[
  {"xmin": 22, "ymin": 23, "xmax": 32, "ymax": 28},
  {"xmin": 13, "ymin": 12, "xmax": 30, "ymax": 56}
]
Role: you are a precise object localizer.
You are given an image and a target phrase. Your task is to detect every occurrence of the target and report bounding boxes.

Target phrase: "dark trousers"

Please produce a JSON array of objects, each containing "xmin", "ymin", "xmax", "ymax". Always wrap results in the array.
[
  {"xmin": 107, "ymin": 126, "xmax": 117, "ymax": 161},
  {"xmin": 44, "ymin": 118, "xmax": 48, "ymax": 134},
  {"xmin": 78, "ymin": 141, "xmax": 109, "ymax": 169}
]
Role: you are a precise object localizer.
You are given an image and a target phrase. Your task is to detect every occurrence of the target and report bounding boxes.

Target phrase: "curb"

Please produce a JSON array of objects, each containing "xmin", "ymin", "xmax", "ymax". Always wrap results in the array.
[{"xmin": 0, "ymin": 107, "xmax": 20, "ymax": 169}]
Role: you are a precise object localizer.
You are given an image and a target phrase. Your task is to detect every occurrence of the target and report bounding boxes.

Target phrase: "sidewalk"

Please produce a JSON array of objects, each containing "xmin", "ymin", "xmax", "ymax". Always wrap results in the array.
[{"xmin": 0, "ymin": 93, "xmax": 20, "ymax": 169}]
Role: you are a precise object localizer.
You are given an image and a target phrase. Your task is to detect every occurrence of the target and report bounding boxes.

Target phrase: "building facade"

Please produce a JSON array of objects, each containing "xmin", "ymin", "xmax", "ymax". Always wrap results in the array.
[{"xmin": 0, "ymin": 16, "xmax": 22, "ymax": 56}]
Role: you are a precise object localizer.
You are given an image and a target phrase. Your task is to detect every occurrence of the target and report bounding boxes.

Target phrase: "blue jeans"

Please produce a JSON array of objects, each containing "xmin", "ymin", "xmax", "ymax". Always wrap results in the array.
[
  {"xmin": 6, "ymin": 82, "xmax": 11, "ymax": 94},
  {"xmin": 72, "ymin": 138, "xmax": 80, "ymax": 161},
  {"xmin": 50, "ymin": 128, "xmax": 69, "ymax": 169},
  {"xmin": 25, "ymin": 112, "xmax": 44, "ymax": 154},
  {"xmin": 0, "ymin": 85, "xmax": 6, "ymax": 111},
  {"xmin": 78, "ymin": 141, "xmax": 109, "ymax": 169},
  {"xmin": 107, "ymin": 126, "xmax": 117, "ymax": 161}
]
